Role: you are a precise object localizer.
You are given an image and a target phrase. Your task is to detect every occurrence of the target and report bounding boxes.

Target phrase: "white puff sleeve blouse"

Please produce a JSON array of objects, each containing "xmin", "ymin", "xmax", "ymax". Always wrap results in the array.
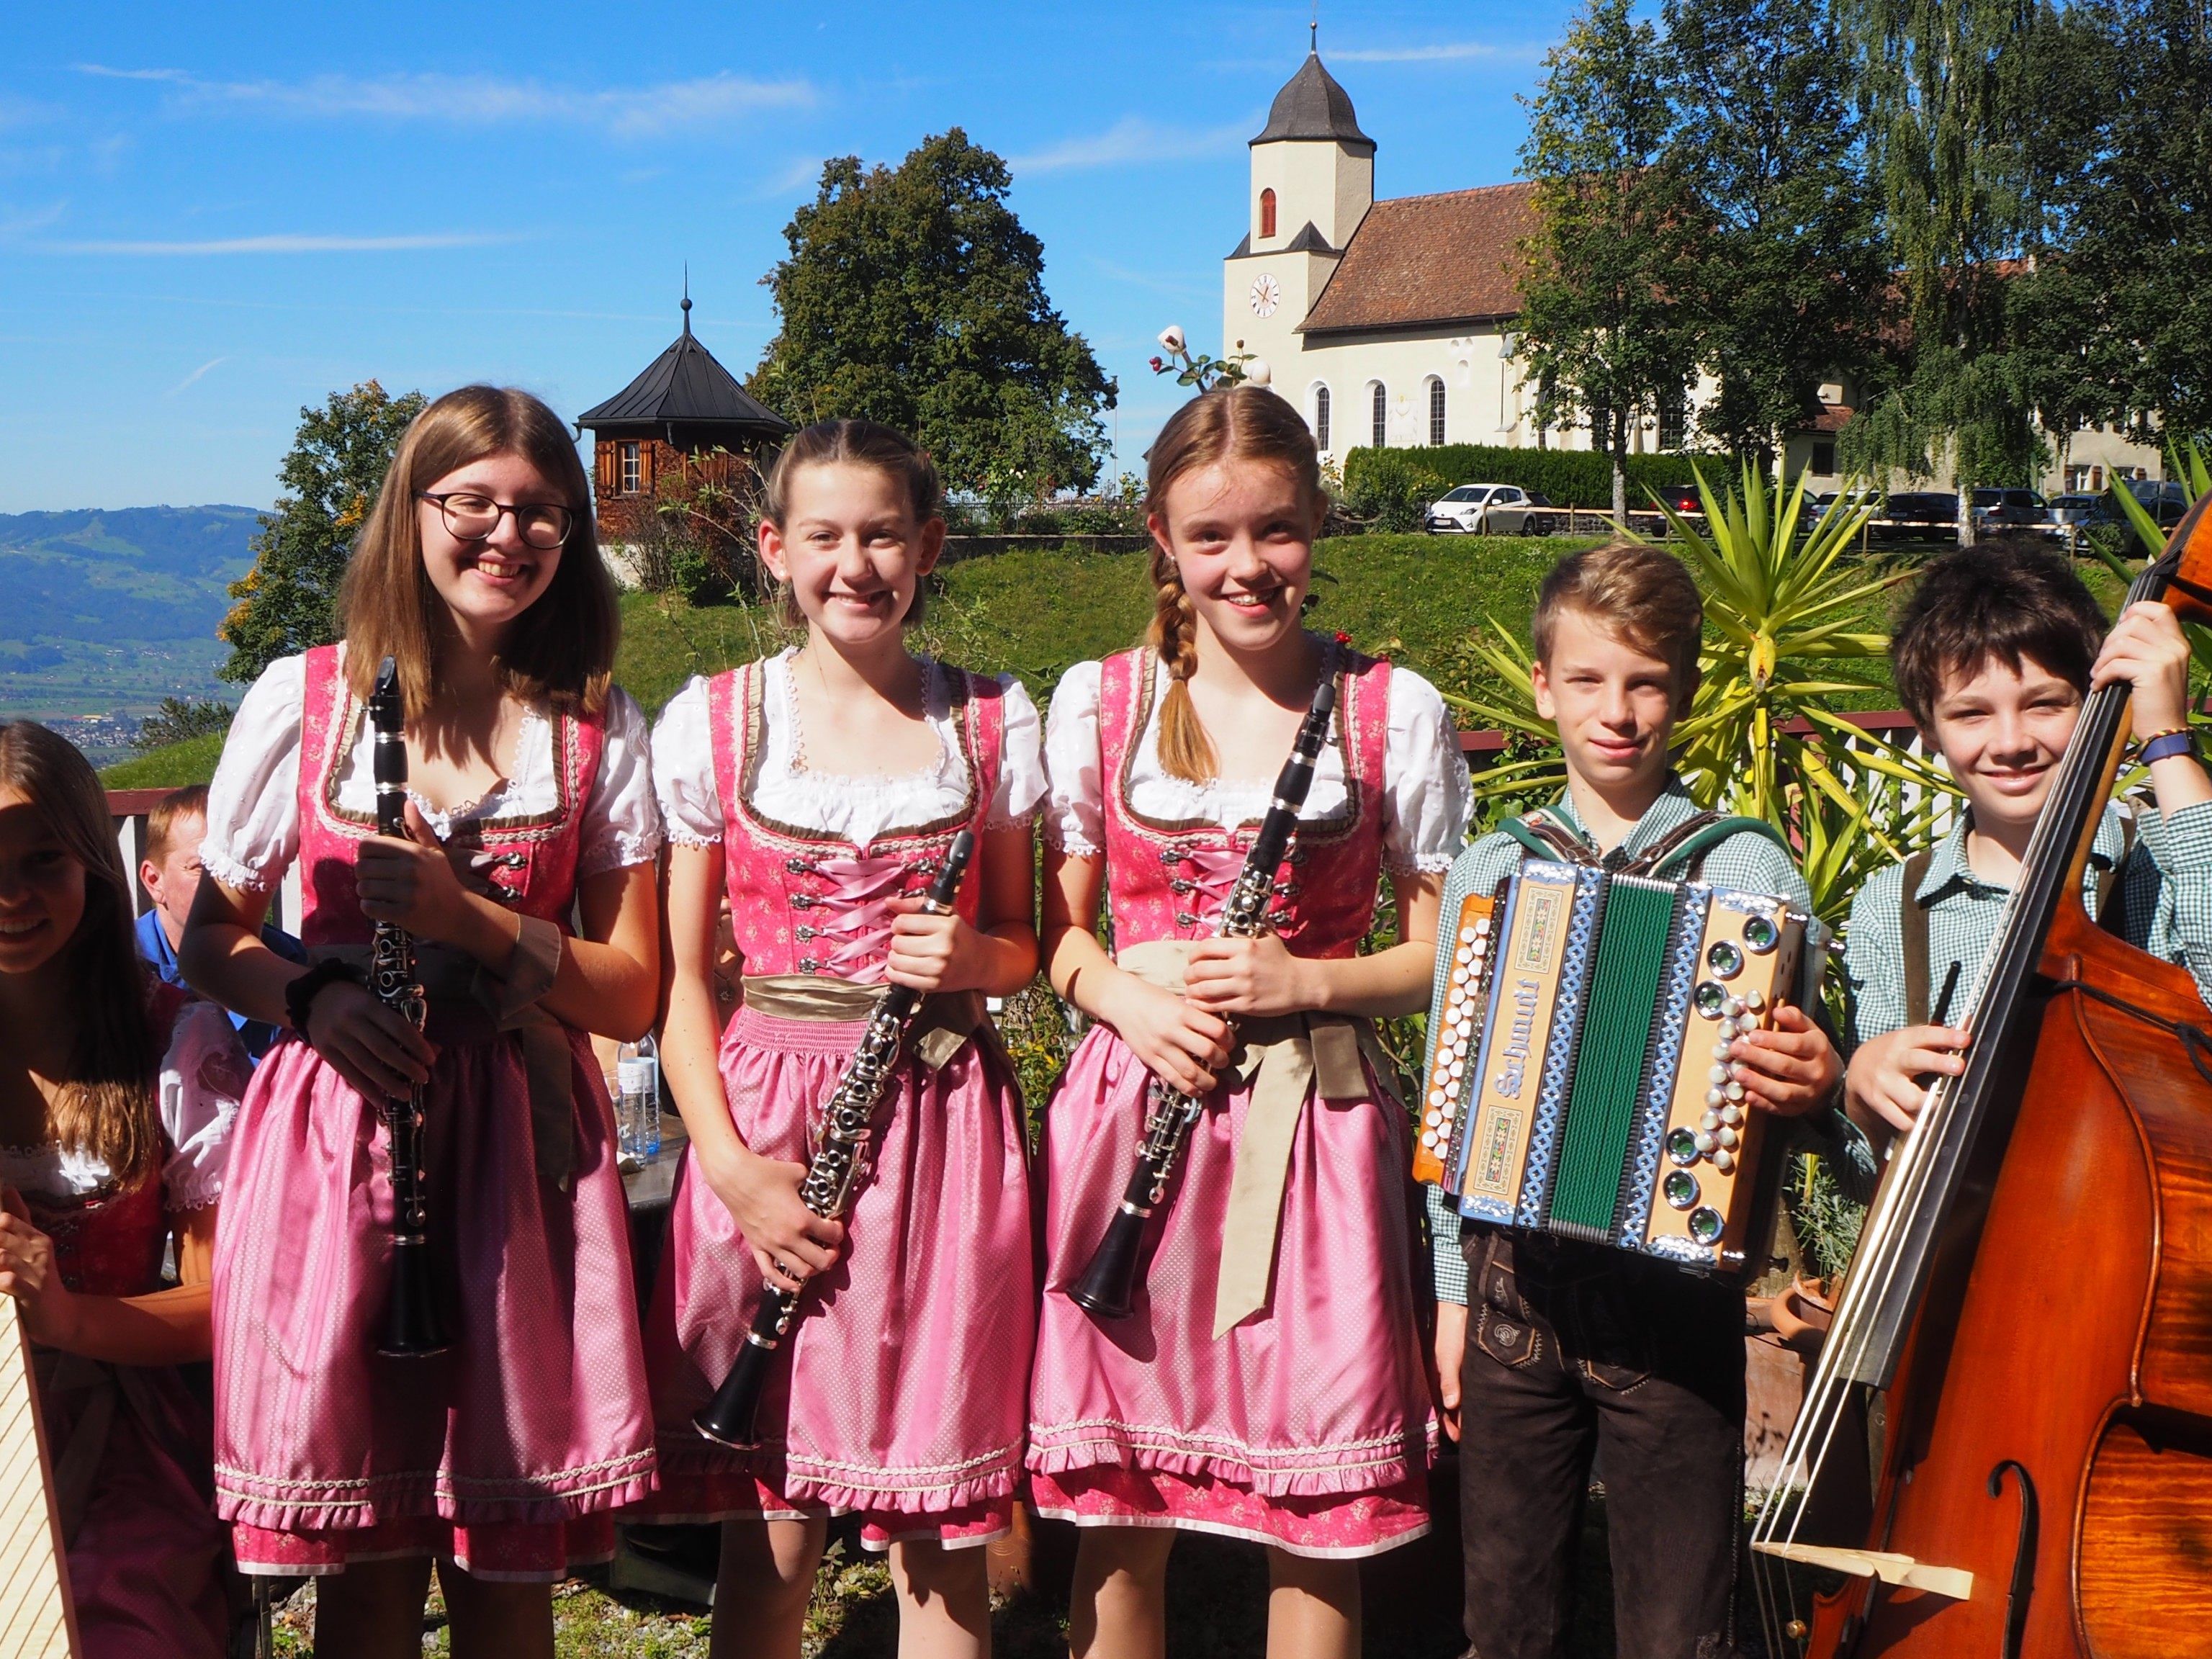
[
  {"xmin": 652, "ymin": 652, "xmax": 1048, "ymax": 851},
  {"xmin": 199, "ymin": 649, "xmax": 664, "ymax": 893},
  {"xmin": 1041, "ymin": 656, "xmax": 1473, "ymax": 874}
]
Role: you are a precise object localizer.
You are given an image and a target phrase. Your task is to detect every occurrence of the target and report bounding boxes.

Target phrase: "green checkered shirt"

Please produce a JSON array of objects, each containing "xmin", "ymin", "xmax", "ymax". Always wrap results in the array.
[
  {"xmin": 1844, "ymin": 798, "xmax": 2212, "ymax": 1053},
  {"xmin": 1420, "ymin": 776, "xmax": 1863, "ymax": 1304}
]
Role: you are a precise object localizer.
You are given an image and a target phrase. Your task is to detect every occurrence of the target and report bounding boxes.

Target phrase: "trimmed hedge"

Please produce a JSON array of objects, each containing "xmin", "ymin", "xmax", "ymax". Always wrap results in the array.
[{"xmin": 1341, "ymin": 444, "xmax": 1709, "ymax": 518}]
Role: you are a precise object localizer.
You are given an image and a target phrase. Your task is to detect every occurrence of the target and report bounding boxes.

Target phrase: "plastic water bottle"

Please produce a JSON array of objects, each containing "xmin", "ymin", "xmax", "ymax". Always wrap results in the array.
[{"xmin": 617, "ymin": 1035, "xmax": 662, "ymax": 1161}]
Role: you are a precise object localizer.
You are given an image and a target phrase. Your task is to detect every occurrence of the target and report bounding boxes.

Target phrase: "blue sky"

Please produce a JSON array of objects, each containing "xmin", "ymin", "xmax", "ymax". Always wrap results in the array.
[{"xmin": 0, "ymin": 1, "xmax": 1581, "ymax": 513}]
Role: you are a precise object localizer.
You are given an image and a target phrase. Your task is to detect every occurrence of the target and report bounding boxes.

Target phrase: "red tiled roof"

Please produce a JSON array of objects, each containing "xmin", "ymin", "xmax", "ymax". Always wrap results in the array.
[
  {"xmin": 1299, "ymin": 181, "xmax": 1537, "ymax": 336},
  {"xmin": 1803, "ymin": 403, "xmax": 1854, "ymax": 433}
]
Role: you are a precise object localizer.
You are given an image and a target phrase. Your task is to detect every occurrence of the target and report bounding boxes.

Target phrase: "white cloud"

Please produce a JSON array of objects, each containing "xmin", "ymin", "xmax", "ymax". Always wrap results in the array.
[
  {"xmin": 1010, "ymin": 115, "xmax": 1256, "ymax": 175},
  {"xmin": 0, "ymin": 95, "xmax": 63, "ymax": 128},
  {"xmin": 167, "ymin": 356, "xmax": 228, "ymax": 395},
  {"xmin": 1329, "ymin": 40, "xmax": 1544, "ymax": 64},
  {"xmin": 39, "ymin": 230, "xmax": 522, "ymax": 255},
  {"xmin": 76, "ymin": 66, "xmax": 814, "ymax": 138},
  {"xmin": 0, "ymin": 202, "xmax": 68, "ymax": 236},
  {"xmin": 752, "ymin": 155, "xmax": 824, "ymax": 199}
]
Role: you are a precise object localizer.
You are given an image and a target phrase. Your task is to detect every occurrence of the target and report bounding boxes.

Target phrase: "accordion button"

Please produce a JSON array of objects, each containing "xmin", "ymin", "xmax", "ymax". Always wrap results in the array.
[
  {"xmin": 1725, "ymin": 1081, "xmax": 1745, "ymax": 1102},
  {"xmin": 1421, "ymin": 1130, "xmax": 1439, "ymax": 1148},
  {"xmin": 1708, "ymin": 940, "xmax": 1745, "ymax": 979},
  {"xmin": 1711, "ymin": 1041, "xmax": 1733, "ymax": 1062},
  {"xmin": 1745, "ymin": 991, "xmax": 1768, "ymax": 1012},
  {"xmin": 1447, "ymin": 1060, "xmax": 1465, "ymax": 1079},
  {"xmin": 1665, "ymin": 1126, "xmax": 1700, "ymax": 1164},
  {"xmin": 1694, "ymin": 982, "xmax": 1727, "ymax": 1017},
  {"xmin": 1711, "ymin": 1151, "xmax": 1737, "ymax": 1176},
  {"xmin": 1694, "ymin": 1131, "xmax": 1717, "ymax": 1153},
  {"xmin": 1451, "ymin": 1038, "xmax": 1470, "ymax": 1058},
  {"xmin": 1663, "ymin": 1169, "xmax": 1700, "ymax": 1210},
  {"xmin": 1717, "ymin": 1126, "xmax": 1740, "ymax": 1148},
  {"xmin": 1460, "ymin": 925, "xmax": 1481, "ymax": 943},
  {"xmin": 1706, "ymin": 1087, "xmax": 1726, "ymax": 1108},
  {"xmin": 1709, "ymin": 1065, "xmax": 1730, "ymax": 1086},
  {"xmin": 1726, "ymin": 997, "xmax": 1748, "ymax": 1018},
  {"xmin": 1689, "ymin": 1203, "xmax": 1726, "ymax": 1241},
  {"xmin": 1720, "ymin": 1105, "xmax": 1743, "ymax": 1127},
  {"xmin": 1475, "ymin": 917, "xmax": 1493, "ymax": 935},
  {"xmin": 1701, "ymin": 1110, "xmax": 1722, "ymax": 1132},
  {"xmin": 1424, "ymin": 1111, "xmax": 1442, "ymax": 1128},
  {"xmin": 1429, "ymin": 1087, "xmax": 1449, "ymax": 1107}
]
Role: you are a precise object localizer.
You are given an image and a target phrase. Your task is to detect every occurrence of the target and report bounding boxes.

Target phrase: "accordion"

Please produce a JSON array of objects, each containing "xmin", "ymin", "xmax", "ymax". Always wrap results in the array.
[{"xmin": 1416, "ymin": 859, "xmax": 1809, "ymax": 1277}]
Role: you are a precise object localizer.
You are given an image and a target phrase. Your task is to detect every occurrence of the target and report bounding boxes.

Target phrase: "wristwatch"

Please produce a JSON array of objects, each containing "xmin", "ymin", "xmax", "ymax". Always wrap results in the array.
[{"xmin": 2139, "ymin": 727, "xmax": 2200, "ymax": 766}]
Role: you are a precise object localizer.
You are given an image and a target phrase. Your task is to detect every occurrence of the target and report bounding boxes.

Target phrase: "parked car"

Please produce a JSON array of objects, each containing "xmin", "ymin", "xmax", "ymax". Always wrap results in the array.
[
  {"xmin": 1659, "ymin": 485, "xmax": 1707, "ymax": 517},
  {"xmin": 1802, "ymin": 491, "xmax": 1839, "ymax": 527},
  {"xmin": 1425, "ymin": 483, "xmax": 1535, "ymax": 534},
  {"xmin": 1483, "ymin": 490, "xmax": 1563, "ymax": 536},
  {"xmin": 2127, "ymin": 478, "xmax": 2189, "ymax": 529},
  {"xmin": 1876, "ymin": 491, "xmax": 1961, "ymax": 540},
  {"xmin": 1971, "ymin": 487, "xmax": 2052, "ymax": 533}
]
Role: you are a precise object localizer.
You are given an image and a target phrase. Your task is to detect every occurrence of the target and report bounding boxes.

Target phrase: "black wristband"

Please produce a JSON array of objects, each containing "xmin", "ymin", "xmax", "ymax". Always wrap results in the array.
[{"xmin": 284, "ymin": 959, "xmax": 364, "ymax": 1034}]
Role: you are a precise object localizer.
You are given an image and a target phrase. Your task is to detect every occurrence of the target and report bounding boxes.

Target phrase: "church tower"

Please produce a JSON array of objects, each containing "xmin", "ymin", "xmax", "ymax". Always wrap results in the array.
[{"xmin": 1223, "ymin": 40, "xmax": 1374, "ymax": 397}]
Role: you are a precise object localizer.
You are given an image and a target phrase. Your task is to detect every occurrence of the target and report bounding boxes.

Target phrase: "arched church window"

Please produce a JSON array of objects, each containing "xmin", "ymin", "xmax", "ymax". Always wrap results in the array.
[
  {"xmin": 1372, "ymin": 382, "xmax": 1388, "ymax": 449},
  {"xmin": 1428, "ymin": 378, "xmax": 1447, "ymax": 446},
  {"xmin": 1313, "ymin": 385, "xmax": 1331, "ymax": 452},
  {"xmin": 1260, "ymin": 189, "xmax": 1277, "ymax": 239}
]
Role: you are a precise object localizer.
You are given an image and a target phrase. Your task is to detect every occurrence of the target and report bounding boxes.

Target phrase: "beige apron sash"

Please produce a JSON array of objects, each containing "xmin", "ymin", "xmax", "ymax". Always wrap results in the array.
[
  {"xmin": 315, "ymin": 912, "xmax": 575, "ymax": 1189},
  {"xmin": 1115, "ymin": 940, "xmax": 1387, "ymax": 1336},
  {"xmin": 738, "ymin": 975, "xmax": 987, "ymax": 1071}
]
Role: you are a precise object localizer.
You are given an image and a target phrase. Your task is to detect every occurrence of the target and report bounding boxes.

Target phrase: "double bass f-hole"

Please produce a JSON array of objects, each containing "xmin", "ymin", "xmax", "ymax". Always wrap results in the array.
[{"xmin": 1987, "ymin": 1460, "xmax": 2038, "ymax": 1659}]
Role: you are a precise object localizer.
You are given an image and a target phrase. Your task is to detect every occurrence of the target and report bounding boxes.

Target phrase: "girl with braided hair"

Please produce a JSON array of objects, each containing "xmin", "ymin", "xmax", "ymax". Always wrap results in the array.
[{"xmin": 1029, "ymin": 385, "xmax": 1472, "ymax": 1657}]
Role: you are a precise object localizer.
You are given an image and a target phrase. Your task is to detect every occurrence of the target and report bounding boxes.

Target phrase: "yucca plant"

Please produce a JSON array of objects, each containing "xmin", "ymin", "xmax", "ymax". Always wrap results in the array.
[
  {"xmin": 2095, "ymin": 438, "xmax": 2212, "ymax": 785},
  {"xmin": 1447, "ymin": 462, "xmax": 1956, "ymax": 929}
]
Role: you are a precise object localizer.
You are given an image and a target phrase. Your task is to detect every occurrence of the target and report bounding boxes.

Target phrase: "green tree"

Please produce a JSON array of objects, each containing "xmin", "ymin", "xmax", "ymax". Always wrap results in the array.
[
  {"xmin": 749, "ymin": 130, "xmax": 1110, "ymax": 499},
  {"xmin": 1837, "ymin": 0, "xmax": 2054, "ymax": 542},
  {"xmin": 1516, "ymin": 0, "xmax": 1705, "ymax": 523},
  {"xmin": 1661, "ymin": 0, "xmax": 1889, "ymax": 462},
  {"xmin": 218, "ymin": 381, "xmax": 426, "ymax": 683},
  {"xmin": 2015, "ymin": 0, "xmax": 2211, "ymax": 447}
]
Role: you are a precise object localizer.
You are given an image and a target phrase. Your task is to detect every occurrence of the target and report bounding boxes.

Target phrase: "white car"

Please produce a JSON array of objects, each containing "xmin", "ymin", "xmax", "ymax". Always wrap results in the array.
[{"xmin": 1425, "ymin": 484, "xmax": 1531, "ymax": 534}]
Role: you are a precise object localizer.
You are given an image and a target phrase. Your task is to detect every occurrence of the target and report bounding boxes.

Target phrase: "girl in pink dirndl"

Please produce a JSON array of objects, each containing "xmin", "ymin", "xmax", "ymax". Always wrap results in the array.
[
  {"xmin": 184, "ymin": 388, "xmax": 662, "ymax": 1658},
  {"xmin": 1028, "ymin": 387, "xmax": 1470, "ymax": 1655},
  {"xmin": 642, "ymin": 420, "xmax": 1040, "ymax": 1658},
  {"xmin": 0, "ymin": 722, "xmax": 253, "ymax": 1659}
]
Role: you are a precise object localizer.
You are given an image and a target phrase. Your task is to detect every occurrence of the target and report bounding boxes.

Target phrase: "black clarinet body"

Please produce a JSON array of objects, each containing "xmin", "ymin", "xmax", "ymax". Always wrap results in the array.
[
  {"xmin": 694, "ymin": 829, "xmax": 978, "ymax": 1447},
  {"xmin": 367, "ymin": 655, "xmax": 449, "ymax": 1359},
  {"xmin": 1068, "ymin": 657, "xmax": 1339, "ymax": 1321}
]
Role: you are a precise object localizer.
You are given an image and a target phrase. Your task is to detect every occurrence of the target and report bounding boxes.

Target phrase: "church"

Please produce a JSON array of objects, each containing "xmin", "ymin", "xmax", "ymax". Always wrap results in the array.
[
  {"xmin": 1220, "ymin": 48, "xmax": 1572, "ymax": 466},
  {"xmin": 1221, "ymin": 45, "xmax": 2159, "ymax": 498}
]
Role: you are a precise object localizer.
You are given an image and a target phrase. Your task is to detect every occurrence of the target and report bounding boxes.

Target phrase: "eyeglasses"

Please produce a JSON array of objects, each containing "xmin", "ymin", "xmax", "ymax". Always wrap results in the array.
[{"xmin": 417, "ymin": 492, "xmax": 576, "ymax": 550}]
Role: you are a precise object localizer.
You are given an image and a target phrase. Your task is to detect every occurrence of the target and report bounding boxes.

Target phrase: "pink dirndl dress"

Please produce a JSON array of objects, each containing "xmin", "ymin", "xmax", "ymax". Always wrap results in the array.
[
  {"xmin": 639, "ymin": 659, "xmax": 1035, "ymax": 1550},
  {"xmin": 210, "ymin": 645, "xmax": 656, "ymax": 1581},
  {"xmin": 1028, "ymin": 647, "xmax": 1436, "ymax": 1558},
  {"xmin": 16, "ymin": 984, "xmax": 244, "ymax": 1659}
]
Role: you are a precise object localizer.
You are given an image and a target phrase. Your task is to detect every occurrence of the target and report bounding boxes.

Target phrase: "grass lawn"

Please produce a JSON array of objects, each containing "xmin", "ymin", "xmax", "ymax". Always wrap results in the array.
[{"xmin": 102, "ymin": 533, "xmax": 1594, "ymax": 786}]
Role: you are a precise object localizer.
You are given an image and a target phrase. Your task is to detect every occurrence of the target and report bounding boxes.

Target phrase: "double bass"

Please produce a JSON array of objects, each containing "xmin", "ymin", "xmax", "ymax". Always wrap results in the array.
[{"xmin": 1752, "ymin": 498, "xmax": 2212, "ymax": 1658}]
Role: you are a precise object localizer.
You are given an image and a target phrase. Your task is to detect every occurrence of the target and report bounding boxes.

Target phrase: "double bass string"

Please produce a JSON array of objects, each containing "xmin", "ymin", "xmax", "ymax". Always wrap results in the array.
[{"xmin": 1750, "ymin": 554, "xmax": 2167, "ymax": 1650}]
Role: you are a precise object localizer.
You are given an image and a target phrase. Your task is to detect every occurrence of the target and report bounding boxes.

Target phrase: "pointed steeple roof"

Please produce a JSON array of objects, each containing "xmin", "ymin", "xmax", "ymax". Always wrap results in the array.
[
  {"xmin": 1251, "ymin": 50, "xmax": 1374, "ymax": 150},
  {"xmin": 576, "ymin": 291, "xmax": 791, "ymax": 440}
]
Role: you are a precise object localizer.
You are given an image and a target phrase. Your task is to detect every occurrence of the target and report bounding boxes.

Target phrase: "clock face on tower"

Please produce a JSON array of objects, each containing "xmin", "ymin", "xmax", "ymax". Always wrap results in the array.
[{"xmin": 1248, "ymin": 274, "xmax": 1281, "ymax": 318}]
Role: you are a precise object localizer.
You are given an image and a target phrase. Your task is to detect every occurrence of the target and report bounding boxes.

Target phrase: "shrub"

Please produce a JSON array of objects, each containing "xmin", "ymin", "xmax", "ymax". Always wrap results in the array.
[
  {"xmin": 1341, "ymin": 443, "xmax": 1708, "ymax": 518},
  {"xmin": 138, "ymin": 697, "xmax": 236, "ymax": 750}
]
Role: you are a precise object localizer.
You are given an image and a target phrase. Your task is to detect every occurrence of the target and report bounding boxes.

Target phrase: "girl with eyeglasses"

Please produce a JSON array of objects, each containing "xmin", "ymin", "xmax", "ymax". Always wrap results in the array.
[{"xmin": 180, "ymin": 385, "xmax": 662, "ymax": 1658}]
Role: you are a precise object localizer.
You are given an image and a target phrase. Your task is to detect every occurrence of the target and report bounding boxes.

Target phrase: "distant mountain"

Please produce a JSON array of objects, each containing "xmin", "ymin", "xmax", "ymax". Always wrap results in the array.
[{"xmin": 0, "ymin": 505, "xmax": 265, "ymax": 719}]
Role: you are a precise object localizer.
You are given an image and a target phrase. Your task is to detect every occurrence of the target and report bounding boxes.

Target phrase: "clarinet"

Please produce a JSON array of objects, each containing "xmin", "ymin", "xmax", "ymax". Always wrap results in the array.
[
  {"xmin": 1069, "ymin": 662, "xmax": 1339, "ymax": 1321},
  {"xmin": 367, "ymin": 655, "xmax": 449, "ymax": 1359},
  {"xmin": 694, "ymin": 828, "xmax": 978, "ymax": 1447}
]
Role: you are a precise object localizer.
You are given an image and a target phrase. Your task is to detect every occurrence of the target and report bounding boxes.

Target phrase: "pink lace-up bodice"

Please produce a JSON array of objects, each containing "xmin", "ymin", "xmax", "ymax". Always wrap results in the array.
[
  {"xmin": 294, "ymin": 645, "xmax": 605, "ymax": 947},
  {"xmin": 708, "ymin": 660, "xmax": 1004, "ymax": 980},
  {"xmin": 1096, "ymin": 646, "xmax": 1392, "ymax": 958}
]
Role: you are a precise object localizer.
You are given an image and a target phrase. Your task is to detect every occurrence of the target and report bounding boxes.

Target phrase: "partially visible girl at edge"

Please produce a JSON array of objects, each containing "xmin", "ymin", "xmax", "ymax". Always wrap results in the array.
[
  {"xmin": 1027, "ymin": 386, "xmax": 1472, "ymax": 1659},
  {"xmin": 180, "ymin": 386, "xmax": 662, "ymax": 1659},
  {"xmin": 639, "ymin": 418, "xmax": 1043, "ymax": 1659},
  {"xmin": 0, "ymin": 721, "xmax": 250, "ymax": 1658}
]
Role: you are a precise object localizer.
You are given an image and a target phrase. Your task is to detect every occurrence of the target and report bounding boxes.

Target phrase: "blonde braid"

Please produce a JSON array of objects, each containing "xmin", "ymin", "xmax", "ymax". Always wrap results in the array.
[{"xmin": 1146, "ymin": 544, "xmax": 1218, "ymax": 783}]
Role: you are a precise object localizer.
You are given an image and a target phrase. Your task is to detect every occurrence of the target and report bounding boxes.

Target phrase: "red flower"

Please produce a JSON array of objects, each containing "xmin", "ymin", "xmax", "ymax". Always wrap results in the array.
[
  {"xmin": 1148, "ymin": 356, "xmax": 1164, "ymax": 372},
  {"xmin": 1334, "ymin": 631, "xmax": 1352, "ymax": 644}
]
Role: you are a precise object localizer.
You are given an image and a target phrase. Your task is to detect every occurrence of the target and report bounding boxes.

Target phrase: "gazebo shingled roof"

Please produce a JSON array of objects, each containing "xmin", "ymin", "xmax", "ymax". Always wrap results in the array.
[{"xmin": 575, "ymin": 297, "xmax": 792, "ymax": 442}]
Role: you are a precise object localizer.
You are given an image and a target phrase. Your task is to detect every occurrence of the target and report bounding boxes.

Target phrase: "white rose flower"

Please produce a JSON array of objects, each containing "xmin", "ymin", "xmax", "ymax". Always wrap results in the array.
[
  {"xmin": 1245, "ymin": 359, "xmax": 1272, "ymax": 387},
  {"xmin": 1158, "ymin": 325, "xmax": 1187, "ymax": 354}
]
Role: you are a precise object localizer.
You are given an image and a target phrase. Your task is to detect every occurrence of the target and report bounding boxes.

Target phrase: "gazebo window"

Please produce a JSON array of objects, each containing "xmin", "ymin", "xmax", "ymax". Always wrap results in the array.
[
  {"xmin": 1428, "ymin": 378, "xmax": 1447, "ymax": 446},
  {"xmin": 1260, "ymin": 189, "xmax": 1277, "ymax": 239},
  {"xmin": 619, "ymin": 441, "xmax": 642, "ymax": 495},
  {"xmin": 1371, "ymin": 383, "xmax": 1388, "ymax": 449},
  {"xmin": 1313, "ymin": 385, "xmax": 1331, "ymax": 452}
]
